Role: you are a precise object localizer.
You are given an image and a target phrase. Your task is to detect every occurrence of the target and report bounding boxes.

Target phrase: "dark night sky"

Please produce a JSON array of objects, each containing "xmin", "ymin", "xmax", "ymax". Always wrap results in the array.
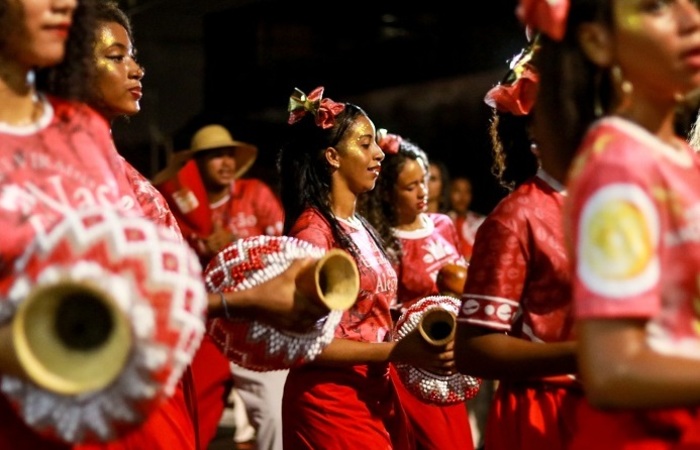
[{"xmin": 115, "ymin": 0, "xmax": 527, "ymax": 214}]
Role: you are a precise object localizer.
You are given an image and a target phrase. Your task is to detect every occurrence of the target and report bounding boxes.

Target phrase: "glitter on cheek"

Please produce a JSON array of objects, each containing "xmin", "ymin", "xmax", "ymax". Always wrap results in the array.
[
  {"xmin": 95, "ymin": 59, "xmax": 116, "ymax": 73},
  {"xmin": 614, "ymin": 2, "xmax": 643, "ymax": 31},
  {"xmin": 353, "ymin": 121, "xmax": 374, "ymax": 141},
  {"xmin": 95, "ymin": 28, "xmax": 118, "ymax": 53}
]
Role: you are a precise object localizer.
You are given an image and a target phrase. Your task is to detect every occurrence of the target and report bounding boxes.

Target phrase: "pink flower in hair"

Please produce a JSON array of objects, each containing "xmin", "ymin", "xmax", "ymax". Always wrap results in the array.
[
  {"xmin": 516, "ymin": 0, "xmax": 570, "ymax": 41},
  {"xmin": 288, "ymin": 86, "xmax": 346, "ymax": 129},
  {"xmin": 376, "ymin": 128, "xmax": 402, "ymax": 155}
]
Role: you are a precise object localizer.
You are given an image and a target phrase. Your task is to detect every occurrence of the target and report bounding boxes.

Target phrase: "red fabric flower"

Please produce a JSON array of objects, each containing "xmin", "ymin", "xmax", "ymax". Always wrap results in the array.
[
  {"xmin": 484, "ymin": 65, "xmax": 539, "ymax": 116},
  {"xmin": 516, "ymin": 0, "xmax": 570, "ymax": 41}
]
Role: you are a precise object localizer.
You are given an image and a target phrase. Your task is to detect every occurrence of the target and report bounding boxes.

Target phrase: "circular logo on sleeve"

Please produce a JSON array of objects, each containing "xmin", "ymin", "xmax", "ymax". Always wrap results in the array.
[{"xmin": 578, "ymin": 183, "xmax": 659, "ymax": 297}]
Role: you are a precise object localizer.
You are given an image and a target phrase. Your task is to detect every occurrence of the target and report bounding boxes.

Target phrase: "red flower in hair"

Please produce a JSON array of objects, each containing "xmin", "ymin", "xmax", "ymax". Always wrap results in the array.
[
  {"xmin": 288, "ymin": 86, "xmax": 346, "ymax": 129},
  {"xmin": 516, "ymin": 0, "xmax": 570, "ymax": 41},
  {"xmin": 376, "ymin": 129, "xmax": 402, "ymax": 154},
  {"xmin": 484, "ymin": 65, "xmax": 539, "ymax": 116}
]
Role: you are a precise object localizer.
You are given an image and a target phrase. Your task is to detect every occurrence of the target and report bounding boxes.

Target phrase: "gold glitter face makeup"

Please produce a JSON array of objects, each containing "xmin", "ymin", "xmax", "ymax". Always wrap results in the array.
[
  {"xmin": 91, "ymin": 21, "xmax": 143, "ymax": 121},
  {"xmin": 614, "ymin": 0, "xmax": 643, "ymax": 31},
  {"xmin": 338, "ymin": 115, "xmax": 377, "ymax": 160},
  {"xmin": 335, "ymin": 115, "xmax": 384, "ymax": 195}
]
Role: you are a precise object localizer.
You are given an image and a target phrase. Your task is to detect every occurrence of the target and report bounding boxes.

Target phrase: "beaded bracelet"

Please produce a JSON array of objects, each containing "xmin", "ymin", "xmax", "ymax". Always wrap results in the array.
[{"xmin": 219, "ymin": 291, "xmax": 231, "ymax": 319}]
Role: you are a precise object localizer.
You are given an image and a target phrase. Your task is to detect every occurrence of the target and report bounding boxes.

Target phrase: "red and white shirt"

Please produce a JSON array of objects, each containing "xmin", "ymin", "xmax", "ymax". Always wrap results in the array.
[
  {"xmin": 566, "ymin": 117, "xmax": 700, "ymax": 449},
  {"xmin": 178, "ymin": 177, "xmax": 284, "ymax": 266},
  {"xmin": 290, "ymin": 209, "xmax": 396, "ymax": 342},
  {"xmin": 393, "ymin": 212, "xmax": 467, "ymax": 309},
  {"xmin": 282, "ymin": 209, "xmax": 408, "ymax": 450},
  {"xmin": 458, "ymin": 173, "xmax": 572, "ymax": 343},
  {"xmin": 569, "ymin": 117, "xmax": 700, "ymax": 358},
  {"xmin": 0, "ymin": 95, "xmax": 200, "ymax": 450}
]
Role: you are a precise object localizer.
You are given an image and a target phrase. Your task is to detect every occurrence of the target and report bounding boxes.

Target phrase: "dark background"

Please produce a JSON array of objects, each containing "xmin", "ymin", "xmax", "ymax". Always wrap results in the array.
[{"xmin": 113, "ymin": 0, "xmax": 528, "ymax": 214}]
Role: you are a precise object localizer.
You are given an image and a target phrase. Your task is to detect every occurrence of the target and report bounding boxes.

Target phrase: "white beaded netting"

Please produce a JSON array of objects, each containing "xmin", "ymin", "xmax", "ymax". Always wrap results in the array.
[
  {"xmin": 393, "ymin": 295, "xmax": 481, "ymax": 405},
  {"xmin": 0, "ymin": 208, "xmax": 207, "ymax": 443},
  {"xmin": 204, "ymin": 235, "xmax": 345, "ymax": 372}
]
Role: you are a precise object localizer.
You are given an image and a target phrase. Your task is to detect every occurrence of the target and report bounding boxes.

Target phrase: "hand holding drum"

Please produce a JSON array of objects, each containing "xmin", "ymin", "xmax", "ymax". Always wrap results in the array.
[
  {"xmin": 205, "ymin": 235, "xmax": 359, "ymax": 372},
  {"xmin": 393, "ymin": 295, "xmax": 481, "ymax": 405}
]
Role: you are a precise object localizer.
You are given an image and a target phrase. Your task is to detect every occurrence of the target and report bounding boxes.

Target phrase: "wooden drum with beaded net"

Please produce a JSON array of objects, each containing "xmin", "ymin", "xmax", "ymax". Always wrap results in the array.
[
  {"xmin": 0, "ymin": 208, "xmax": 208, "ymax": 444},
  {"xmin": 393, "ymin": 295, "xmax": 481, "ymax": 405},
  {"xmin": 204, "ymin": 235, "xmax": 359, "ymax": 372}
]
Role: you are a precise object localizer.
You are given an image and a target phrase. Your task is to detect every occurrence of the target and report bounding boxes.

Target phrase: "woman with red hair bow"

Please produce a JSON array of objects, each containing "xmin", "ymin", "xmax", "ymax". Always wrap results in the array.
[
  {"xmin": 453, "ymin": 34, "xmax": 580, "ymax": 450},
  {"xmin": 277, "ymin": 86, "xmax": 455, "ymax": 450}
]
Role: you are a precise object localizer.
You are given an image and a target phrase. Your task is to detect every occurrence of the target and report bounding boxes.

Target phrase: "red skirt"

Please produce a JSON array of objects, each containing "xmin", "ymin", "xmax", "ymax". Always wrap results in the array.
[
  {"xmin": 570, "ymin": 400, "xmax": 700, "ymax": 450},
  {"xmin": 484, "ymin": 380, "xmax": 581, "ymax": 450},
  {"xmin": 282, "ymin": 363, "xmax": 416, "ymax": 450},
  {"xmin": 390, "ymin": 364, "xmax": 474, "ymax": 450}
]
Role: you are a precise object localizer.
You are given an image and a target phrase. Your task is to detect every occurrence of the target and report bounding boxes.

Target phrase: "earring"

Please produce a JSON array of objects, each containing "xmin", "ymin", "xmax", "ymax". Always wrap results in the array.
[
  {"xmin": 593, "ymin": 69, "xmax": 605, "ymax": 117},
  {"xmin": 611, "ymin": 65, "xmax": 633, "ymax": 95},
  {"xmin": 611, "ymin": 65, "xmax": 633, "ymax": 111}
]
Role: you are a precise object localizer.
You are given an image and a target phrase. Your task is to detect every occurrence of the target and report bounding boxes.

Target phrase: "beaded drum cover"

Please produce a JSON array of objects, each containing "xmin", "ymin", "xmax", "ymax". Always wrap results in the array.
[
  {"xmin": 0, "ymin": 208, "xmax": 207, "ymax": 443},
  {"xmin": 393, "ymin": 295, "xmax": 481, "ymax": 405},
  {"xmin": 205, "ymin": 235, "xmax": 350, "ymax": 372}
]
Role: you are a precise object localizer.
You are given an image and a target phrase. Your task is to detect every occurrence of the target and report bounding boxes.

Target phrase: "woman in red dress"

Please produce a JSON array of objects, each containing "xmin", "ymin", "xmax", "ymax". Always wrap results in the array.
[
  {"xmin": 0, "ymin": 1, "xmax": 208, "ymax": 449},
  {"xmin": 360, "ymin": 133, "xmax": 475, "ymax": 450},
  {"xmin": 277, "ymin": 86, "xmax": 455, "ymax": 450},
  {"xmin": 82, "ymin": 5, "xmax": 319, "ymax": 449}
]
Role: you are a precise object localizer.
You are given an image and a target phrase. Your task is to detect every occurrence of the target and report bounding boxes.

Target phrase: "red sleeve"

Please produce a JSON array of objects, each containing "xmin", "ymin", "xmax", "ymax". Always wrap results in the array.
[
  {"xmin": 457, "ymin": 216, "xmax": 526, "ymax": 331},
  {"xmin": 289, "ymin": 209, "xmax": 335, "ymax": 250}
]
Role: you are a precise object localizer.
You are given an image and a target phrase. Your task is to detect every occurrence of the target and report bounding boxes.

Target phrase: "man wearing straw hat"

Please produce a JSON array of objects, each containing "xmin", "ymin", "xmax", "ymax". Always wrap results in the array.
[
  {"xmin": 153, "ymin": 123, "xmax": 284, "ymax": 263},
  {"xmin": 153, "ymin": 123, "xmax": 286, "ymax": 450}
]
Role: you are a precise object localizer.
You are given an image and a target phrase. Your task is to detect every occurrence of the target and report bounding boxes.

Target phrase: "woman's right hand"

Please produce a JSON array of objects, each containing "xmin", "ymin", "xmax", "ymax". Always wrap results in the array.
[
  {"xmin": 389, "ymin": 329, "xmax": 456, "ymax": 375},
  {"xmin": 219, "ymin": 258, "xmax": 330, "ymax": 332}
]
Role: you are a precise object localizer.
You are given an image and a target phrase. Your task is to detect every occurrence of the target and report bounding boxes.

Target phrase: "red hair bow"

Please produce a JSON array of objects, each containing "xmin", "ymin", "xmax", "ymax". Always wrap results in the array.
[
  {"xmin": 484, "ymin": 65, "xmax": 539, "ymax": 116},
  {"xmin": 376, "ymin": 128, "xmax": 402, "ymax": 155},
  {"xmin": 516, "ymin": 0, "xmax": 570, "ymax": 41},
  {"xmin": 287, "ymin": 86, "xmax": 346, "ymax": 129},
  {"xmin": 484, "ymin": 36, "xmax": 540, "ymax": 116}
]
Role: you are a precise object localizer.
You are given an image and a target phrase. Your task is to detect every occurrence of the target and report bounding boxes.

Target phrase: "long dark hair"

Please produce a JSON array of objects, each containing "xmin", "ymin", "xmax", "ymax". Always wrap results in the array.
[
  {"xmin": 277, "ymin": 100, "xmax": 383, "ymax": 259},
  {"xmin": 94, "ymin": 0, "xmax": 134, "ymax": 40},
  {"xmin": 532, "ymin": 0, "xmax": 613, "ymax": 177}
]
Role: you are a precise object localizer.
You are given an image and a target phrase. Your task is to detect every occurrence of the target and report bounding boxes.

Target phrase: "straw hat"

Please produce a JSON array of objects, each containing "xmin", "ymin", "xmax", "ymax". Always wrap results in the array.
[{"xmin": 152, "ymin": 124, "xmax": 258, "ymax": 185}]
